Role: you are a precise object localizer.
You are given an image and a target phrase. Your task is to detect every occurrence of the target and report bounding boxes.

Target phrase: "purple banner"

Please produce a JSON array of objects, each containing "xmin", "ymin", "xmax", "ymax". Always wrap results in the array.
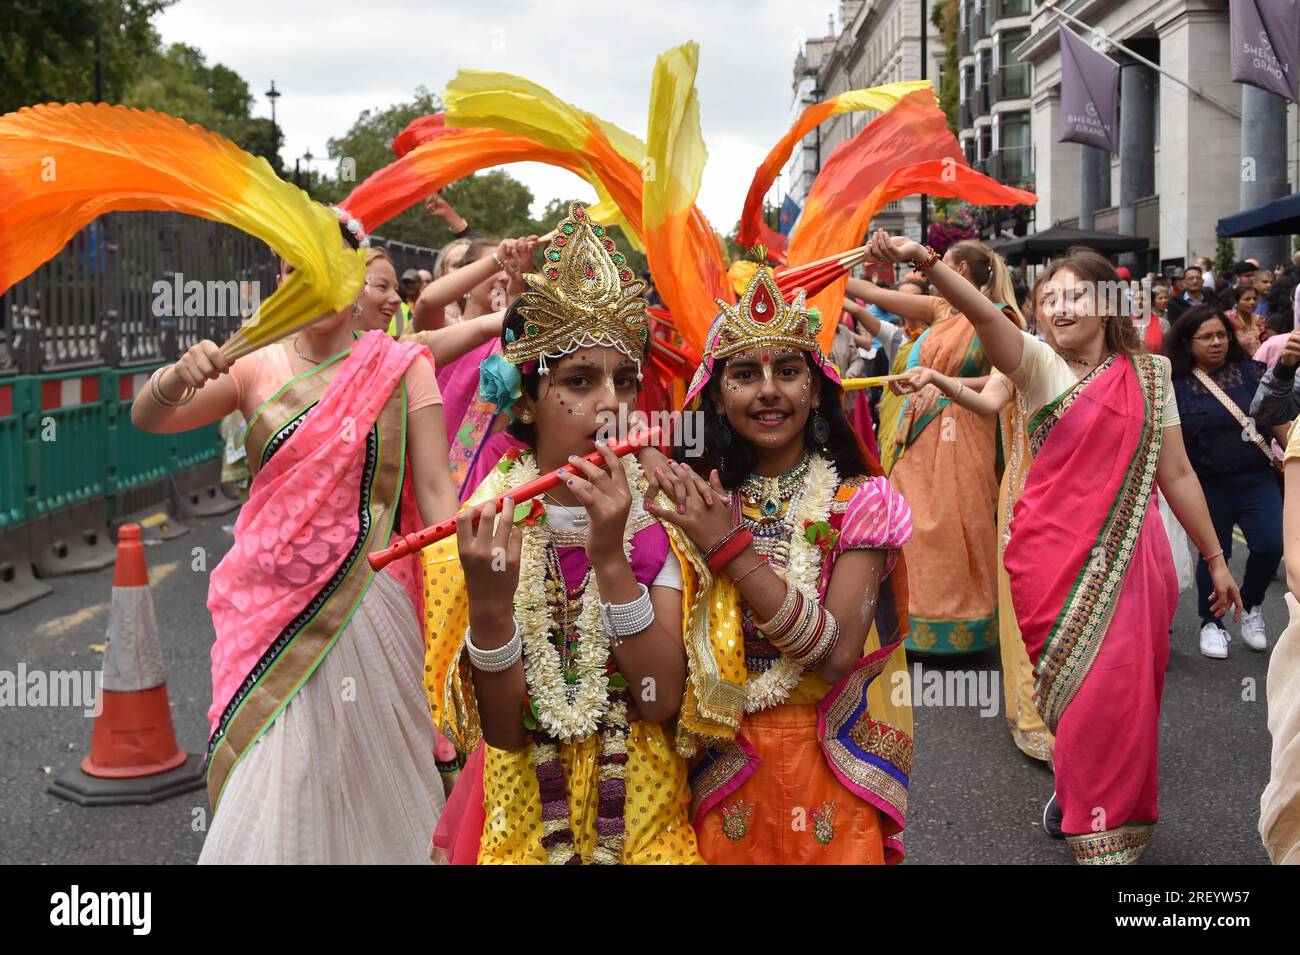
[
  {"xmin": 1231, "ymin": 0, "xmax": 1300, "ymax": 101},
  {"xmin": 1057, "ymin": 25, "xmax": 1119, "ymax": 154}
]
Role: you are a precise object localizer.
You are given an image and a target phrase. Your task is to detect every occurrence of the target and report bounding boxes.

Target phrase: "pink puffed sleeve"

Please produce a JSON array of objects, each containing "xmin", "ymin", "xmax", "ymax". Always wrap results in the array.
[
  {"xmin": 404, "ymin": 349, "xmax": 442, "ymax": 413},
  {"xmin": 835, "ymin": 476, "xmax": 913, "ymax": 579}
]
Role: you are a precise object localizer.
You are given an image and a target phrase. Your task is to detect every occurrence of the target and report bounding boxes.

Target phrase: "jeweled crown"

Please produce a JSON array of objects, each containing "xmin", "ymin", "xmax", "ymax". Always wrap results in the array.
[
  {"xmin": 707, "ymin": 266, "xmax": 821, "ymax": 361},
  {"xmin": 507, "ymin": 202, "xmax": 649, "ymax": 372}
]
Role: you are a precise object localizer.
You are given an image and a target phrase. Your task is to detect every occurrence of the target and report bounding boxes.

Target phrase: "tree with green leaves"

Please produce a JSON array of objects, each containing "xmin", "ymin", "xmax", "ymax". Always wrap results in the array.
[
  {"xmin": 932, "ymin": 0, "xmax": 959, "ymax": 134},
  {"xmin": 123, "ymin": 43, "xmax": 281, "ymax": 172},
  {"xmin": 0, "ymin": 0, "xmax": 173, "ymax": 112}
]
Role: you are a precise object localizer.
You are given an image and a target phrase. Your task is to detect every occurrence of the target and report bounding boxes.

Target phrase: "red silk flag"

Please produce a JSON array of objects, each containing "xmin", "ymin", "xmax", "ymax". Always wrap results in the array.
[{"xmin": 785, "ymin": 90, "xmax": 1037, "ymax": 352}]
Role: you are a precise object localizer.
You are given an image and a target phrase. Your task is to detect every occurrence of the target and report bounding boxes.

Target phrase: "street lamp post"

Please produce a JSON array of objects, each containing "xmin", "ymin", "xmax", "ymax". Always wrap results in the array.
[
  {"xmin": 919, "ymin": 0, "xmax": 929, "ymax": 246},
  {"xmin": 265, "ymin": 80, "xmax": 281, "ymax": 171},
  {"xmin": 295, "ymin": 150, "xmax": 316, "ymax": 191}
]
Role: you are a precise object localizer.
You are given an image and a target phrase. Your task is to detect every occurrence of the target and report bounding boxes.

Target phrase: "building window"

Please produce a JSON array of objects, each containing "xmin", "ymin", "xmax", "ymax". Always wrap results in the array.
[
  {"xmin": 1002, "ymin": 0, "xmax": 1030, "ymax": 15},
  {"xmin": 999, "ymin": 28, "xmax": 1030, "ymax": 98},
  {"xmin": 999, "ymin": 112, "xmax": 1031, "ymax": 184}
]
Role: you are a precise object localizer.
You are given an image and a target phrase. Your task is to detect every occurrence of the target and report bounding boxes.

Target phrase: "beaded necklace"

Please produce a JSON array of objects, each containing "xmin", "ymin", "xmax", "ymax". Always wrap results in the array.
[{"xmin": 740, "ymin": 452, "xmax": 811, "ymax": 519}]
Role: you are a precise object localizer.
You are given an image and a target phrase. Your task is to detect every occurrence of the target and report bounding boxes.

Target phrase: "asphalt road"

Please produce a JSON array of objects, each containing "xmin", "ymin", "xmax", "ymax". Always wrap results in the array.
[{"xmin": 0, "ymin": 512, "xmax": 1280, "ymax": 864}]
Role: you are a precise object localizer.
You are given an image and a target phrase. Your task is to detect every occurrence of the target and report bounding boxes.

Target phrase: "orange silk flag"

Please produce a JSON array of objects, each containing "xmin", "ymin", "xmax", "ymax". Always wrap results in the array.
[
  {"xmin": 0, "ymin": 103, "xmax": 363, "ymax": 356},
  {"xmin": 737, "ymin": 80, "xmax": 933, "ymax": 259},
  {"xmin": 441, "ymin": 70, "xmax": 648, "ymax": 249},
  {"xmin": 339, "ymin": 125, "xmax": 596, "ymax": 236},
  {"xmin": 785, "ymin": 90, "xmax": 1038, "ymax": 352}
]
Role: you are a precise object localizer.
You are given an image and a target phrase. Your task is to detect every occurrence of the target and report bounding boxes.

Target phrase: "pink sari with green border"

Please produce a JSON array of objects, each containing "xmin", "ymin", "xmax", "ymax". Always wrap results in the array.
[
  {"xmin": 204, "ymin": 330, "xmax": 428, "ymax": 809},
  {"xmin": 441, "ymin": 338, "xmax": 524, "ymax": 502},
  {"xmin": 1004, "ymin": 352, "xmax": 1176, "ymax": 864}
]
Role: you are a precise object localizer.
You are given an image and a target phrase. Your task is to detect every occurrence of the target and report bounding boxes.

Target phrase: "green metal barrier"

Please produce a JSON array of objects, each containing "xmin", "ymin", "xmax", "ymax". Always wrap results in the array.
[
  {"xmin": 1, "ymin": 367, "xmax": 228, "ymax": 533},
  {"xmin": 0, "ymin": 376, "xmax": 30, "ymax": 528},
  {"xmin": 172, "ymin": 418, "xmax": 222, "ymax": 470},
  {"xmin": 26, "ymin": 369, "xmax": 111, "ymax": 517},
  {"xmin": 105, "ymin": 365, "xmax": 178, "ymax": 498}
]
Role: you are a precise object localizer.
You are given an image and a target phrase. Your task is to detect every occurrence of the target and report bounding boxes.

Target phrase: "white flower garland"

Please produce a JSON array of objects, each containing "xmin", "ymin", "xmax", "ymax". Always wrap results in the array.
[
  {"xmin": 505, "ymin": 452, "xmax": 642, "ymax": 742},
  {"xmin": 742, "ymin": 454, "xmax": 839, "ymax": 714}
]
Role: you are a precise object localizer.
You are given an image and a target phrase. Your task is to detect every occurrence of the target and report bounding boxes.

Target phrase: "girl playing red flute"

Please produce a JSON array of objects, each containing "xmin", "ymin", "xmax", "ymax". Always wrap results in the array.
[{"xmin": 422, "ymin": 203, "xmax": 701, "ymax": 864}]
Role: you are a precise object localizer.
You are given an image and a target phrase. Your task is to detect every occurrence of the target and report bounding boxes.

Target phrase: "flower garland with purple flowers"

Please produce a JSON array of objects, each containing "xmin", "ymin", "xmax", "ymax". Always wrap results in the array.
[{"xmin": 497, "ymin": 450, "xmax": 637, "ymax": 864}]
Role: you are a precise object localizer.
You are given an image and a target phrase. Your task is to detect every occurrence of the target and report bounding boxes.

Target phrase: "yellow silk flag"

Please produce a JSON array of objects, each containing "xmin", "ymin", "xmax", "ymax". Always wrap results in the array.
[{"xmin": 643, "ymin": 42, "xmax": 730, "ymax": 356}]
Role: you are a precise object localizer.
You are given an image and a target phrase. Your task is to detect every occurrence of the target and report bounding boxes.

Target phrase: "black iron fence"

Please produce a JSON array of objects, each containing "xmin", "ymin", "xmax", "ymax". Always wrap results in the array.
[{"xmin": 0, "ymin": 212, "xmax": 438, "ymax": 377}]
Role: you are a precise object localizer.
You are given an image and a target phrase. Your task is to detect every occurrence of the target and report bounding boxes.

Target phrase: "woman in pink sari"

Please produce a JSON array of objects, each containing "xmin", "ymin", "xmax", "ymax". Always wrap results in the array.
[
  {"xmin": 132, "ymin": 243, "xmax": 460, "ymax": 863},
  {"xmin": 419, "ymin": 237, "xmax": 538, "ymax": 500},
  {"xmin": 868, "ymin": 234, "xmax": 1243, "ymax": 864}
]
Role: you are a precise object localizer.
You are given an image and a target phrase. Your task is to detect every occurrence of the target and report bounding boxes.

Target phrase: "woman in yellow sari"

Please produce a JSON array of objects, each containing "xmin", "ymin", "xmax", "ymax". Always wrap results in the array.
[{"xmin": 854, "ymin": 241, "xmax": 1020, "ymax": 654}]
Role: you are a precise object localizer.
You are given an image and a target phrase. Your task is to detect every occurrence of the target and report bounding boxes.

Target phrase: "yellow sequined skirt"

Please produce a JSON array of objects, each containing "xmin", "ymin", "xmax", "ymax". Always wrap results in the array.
[{"xmin": 478, "ymin": 720, "xmax": 702, "ymax": 864}]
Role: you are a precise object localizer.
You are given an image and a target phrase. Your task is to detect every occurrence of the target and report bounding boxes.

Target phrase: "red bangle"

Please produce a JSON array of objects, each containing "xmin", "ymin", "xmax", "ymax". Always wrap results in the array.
[
  {"xmin": 912, "ymin": 246, "xmax": 941, "ymax": 272},
  {"xmin": 706, "ymin": 528, "xmax": 753, "ymax": 573}
]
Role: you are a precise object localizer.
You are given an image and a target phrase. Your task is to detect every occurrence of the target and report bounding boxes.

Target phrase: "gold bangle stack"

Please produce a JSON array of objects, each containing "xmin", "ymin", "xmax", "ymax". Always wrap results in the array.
[
  {"xmin": 149, "ymin": 366, "xmax": 195, "ymax": 407},
  {"xmin": 757, "ymin": 581, "xmax": 841, "ymax": 671}
]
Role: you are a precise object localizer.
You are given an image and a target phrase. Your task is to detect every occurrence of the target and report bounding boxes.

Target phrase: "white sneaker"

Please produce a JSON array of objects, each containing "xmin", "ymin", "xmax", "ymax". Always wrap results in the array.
[
  {"xmin": 1240, "ymin": 607, "xmax": 1268, "ymax": 651},
  {"xmin": 1199, "ymin": 622, "xmax": 1230, "ymax": 659}
]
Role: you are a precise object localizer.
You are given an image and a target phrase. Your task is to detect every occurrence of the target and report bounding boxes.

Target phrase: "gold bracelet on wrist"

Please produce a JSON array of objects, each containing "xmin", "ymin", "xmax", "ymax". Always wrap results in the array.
[{"xmin": 149, "ymin": 366, "xmax": 195, "ymax": 407}]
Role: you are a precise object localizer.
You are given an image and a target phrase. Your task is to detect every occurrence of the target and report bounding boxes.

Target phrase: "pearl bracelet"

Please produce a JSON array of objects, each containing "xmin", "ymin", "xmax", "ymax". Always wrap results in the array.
[
  {"xmin": 600, "ymin": 583, "xmax": 655, "ymax": 647},
  {"xmin": 465, "ymin": 621, "xmax": 522, "ymax": 672}
]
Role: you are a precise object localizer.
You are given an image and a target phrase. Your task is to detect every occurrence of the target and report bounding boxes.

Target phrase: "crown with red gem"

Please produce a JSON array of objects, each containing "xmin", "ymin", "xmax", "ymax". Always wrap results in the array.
[
  {"xmin": 508, "ymin": 202, "xmax": 648, "ymax": 374},
  {"xmin": 706, "ymin": 266, "xmax": 821, "ymax": 362}
]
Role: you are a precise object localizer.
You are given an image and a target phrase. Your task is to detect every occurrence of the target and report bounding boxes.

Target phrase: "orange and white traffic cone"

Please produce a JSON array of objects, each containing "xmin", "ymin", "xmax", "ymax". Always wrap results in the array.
[{"xmin": 49, "ymin": 524, "xmax": 205, "ymax": 806}]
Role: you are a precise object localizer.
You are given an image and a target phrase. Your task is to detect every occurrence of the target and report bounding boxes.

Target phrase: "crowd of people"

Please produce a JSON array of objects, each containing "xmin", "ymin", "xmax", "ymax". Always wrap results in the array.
[{"xmin": 123, "ymin": 181, "xmax": 1300, "ymax": 866}]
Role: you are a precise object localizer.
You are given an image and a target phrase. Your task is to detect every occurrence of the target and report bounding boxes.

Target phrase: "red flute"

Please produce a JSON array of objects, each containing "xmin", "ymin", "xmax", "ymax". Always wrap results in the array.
[{"xmin": 367, "ymin": 425, "xmax": 663, "ymax": 571}]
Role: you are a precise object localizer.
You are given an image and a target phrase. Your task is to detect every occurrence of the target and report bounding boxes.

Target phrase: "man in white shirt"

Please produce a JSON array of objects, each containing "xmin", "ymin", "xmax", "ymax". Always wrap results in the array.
[{"xmin": 1197, "ymin": 257, "xmax": 1217, "ymax": 293}]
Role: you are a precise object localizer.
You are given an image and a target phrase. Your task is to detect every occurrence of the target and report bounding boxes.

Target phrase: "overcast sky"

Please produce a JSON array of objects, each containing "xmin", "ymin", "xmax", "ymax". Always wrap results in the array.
[{"xmin": 156, "ymin": 0, "xmax": 841, "ymax": 230}]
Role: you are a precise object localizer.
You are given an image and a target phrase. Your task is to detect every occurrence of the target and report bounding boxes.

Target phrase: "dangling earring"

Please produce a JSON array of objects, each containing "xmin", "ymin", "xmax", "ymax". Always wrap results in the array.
[
  {"xmin": 811, "ymin": 412, "xmax": 830, "ymax": 446},
  {"xmin": 351, "ymin": 302, "xmax": 363, "ymax": 319}
]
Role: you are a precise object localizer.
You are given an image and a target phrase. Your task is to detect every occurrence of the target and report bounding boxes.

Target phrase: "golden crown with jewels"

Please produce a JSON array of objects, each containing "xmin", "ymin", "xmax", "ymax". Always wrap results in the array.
[
  {"xmin": 507, "ymin": 202, "xmax": 649, "ymax": 374},
  {"xmin": 706, "ymin": 266, "xmax": 821, "ymax": 361}
]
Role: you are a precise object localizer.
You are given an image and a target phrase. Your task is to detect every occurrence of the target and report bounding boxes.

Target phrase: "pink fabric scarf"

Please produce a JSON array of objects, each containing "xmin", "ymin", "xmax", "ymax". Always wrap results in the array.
[
  {"xmin": 206, "ymin": 331, "xmax": 426, "ymax": 733},
  {"xmin": 1005, "ymin": 354, "xmax": 1176, "ymax": 842}
]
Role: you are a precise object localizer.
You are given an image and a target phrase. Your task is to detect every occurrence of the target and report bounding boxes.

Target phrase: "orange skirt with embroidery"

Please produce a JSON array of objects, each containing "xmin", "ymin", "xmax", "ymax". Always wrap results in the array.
[{"xmin": 694, "ymin": 703, "xmax": 885, "ymax": 865}]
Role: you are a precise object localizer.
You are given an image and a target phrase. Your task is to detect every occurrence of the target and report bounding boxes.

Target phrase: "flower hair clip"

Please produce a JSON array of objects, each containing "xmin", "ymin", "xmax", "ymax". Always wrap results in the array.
[
  {"xmin": 332, "ymin": 206, "xmax": 371, "ymax": 248},
  {"xmin": 479, "ymin": 352, "xmax": 524, "ymax": 419}
]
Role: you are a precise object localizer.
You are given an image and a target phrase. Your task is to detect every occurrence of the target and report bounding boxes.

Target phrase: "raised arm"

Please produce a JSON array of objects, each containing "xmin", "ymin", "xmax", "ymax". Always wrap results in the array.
[
  {"xmin": 843, "ymin": 299, "xmax": 883, "ymax": 338},
  {"xmin": 130, "ymin": 339, "xmax": 239, "ymax": 434},
  {"xmin": 845, "ymin": 275, "xmax": 942, "ymax": 326},
  {"xmin": 412, "ymin": 239, "xmax": 509, "ymax": 329},
  {"xmin": 897, "ymin": 367, "xmax": 1013, "ymax": 417},
  {"xmin": 867, "ymin": 229, "xmax": 1025, "ymax": 375},
  {"xmin": 404, "ymin": 311, "xmax": 504, "ymax": 367}
]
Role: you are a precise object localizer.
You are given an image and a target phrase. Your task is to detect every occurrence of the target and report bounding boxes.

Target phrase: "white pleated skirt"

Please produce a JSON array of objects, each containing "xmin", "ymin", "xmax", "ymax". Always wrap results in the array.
[{"xmin": 198, "ymin": 571, "xmax": 445, "ymax": 864}]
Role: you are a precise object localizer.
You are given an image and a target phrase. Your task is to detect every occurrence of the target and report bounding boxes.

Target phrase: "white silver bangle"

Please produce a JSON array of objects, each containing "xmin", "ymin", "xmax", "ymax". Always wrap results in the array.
[
  {"xmin": 465, "ymin": 621, "xmax": 522, "ymax": 672},
  {"xmin": 600, "ymin": 583, "xmax": 655, "ymax": 647}
]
